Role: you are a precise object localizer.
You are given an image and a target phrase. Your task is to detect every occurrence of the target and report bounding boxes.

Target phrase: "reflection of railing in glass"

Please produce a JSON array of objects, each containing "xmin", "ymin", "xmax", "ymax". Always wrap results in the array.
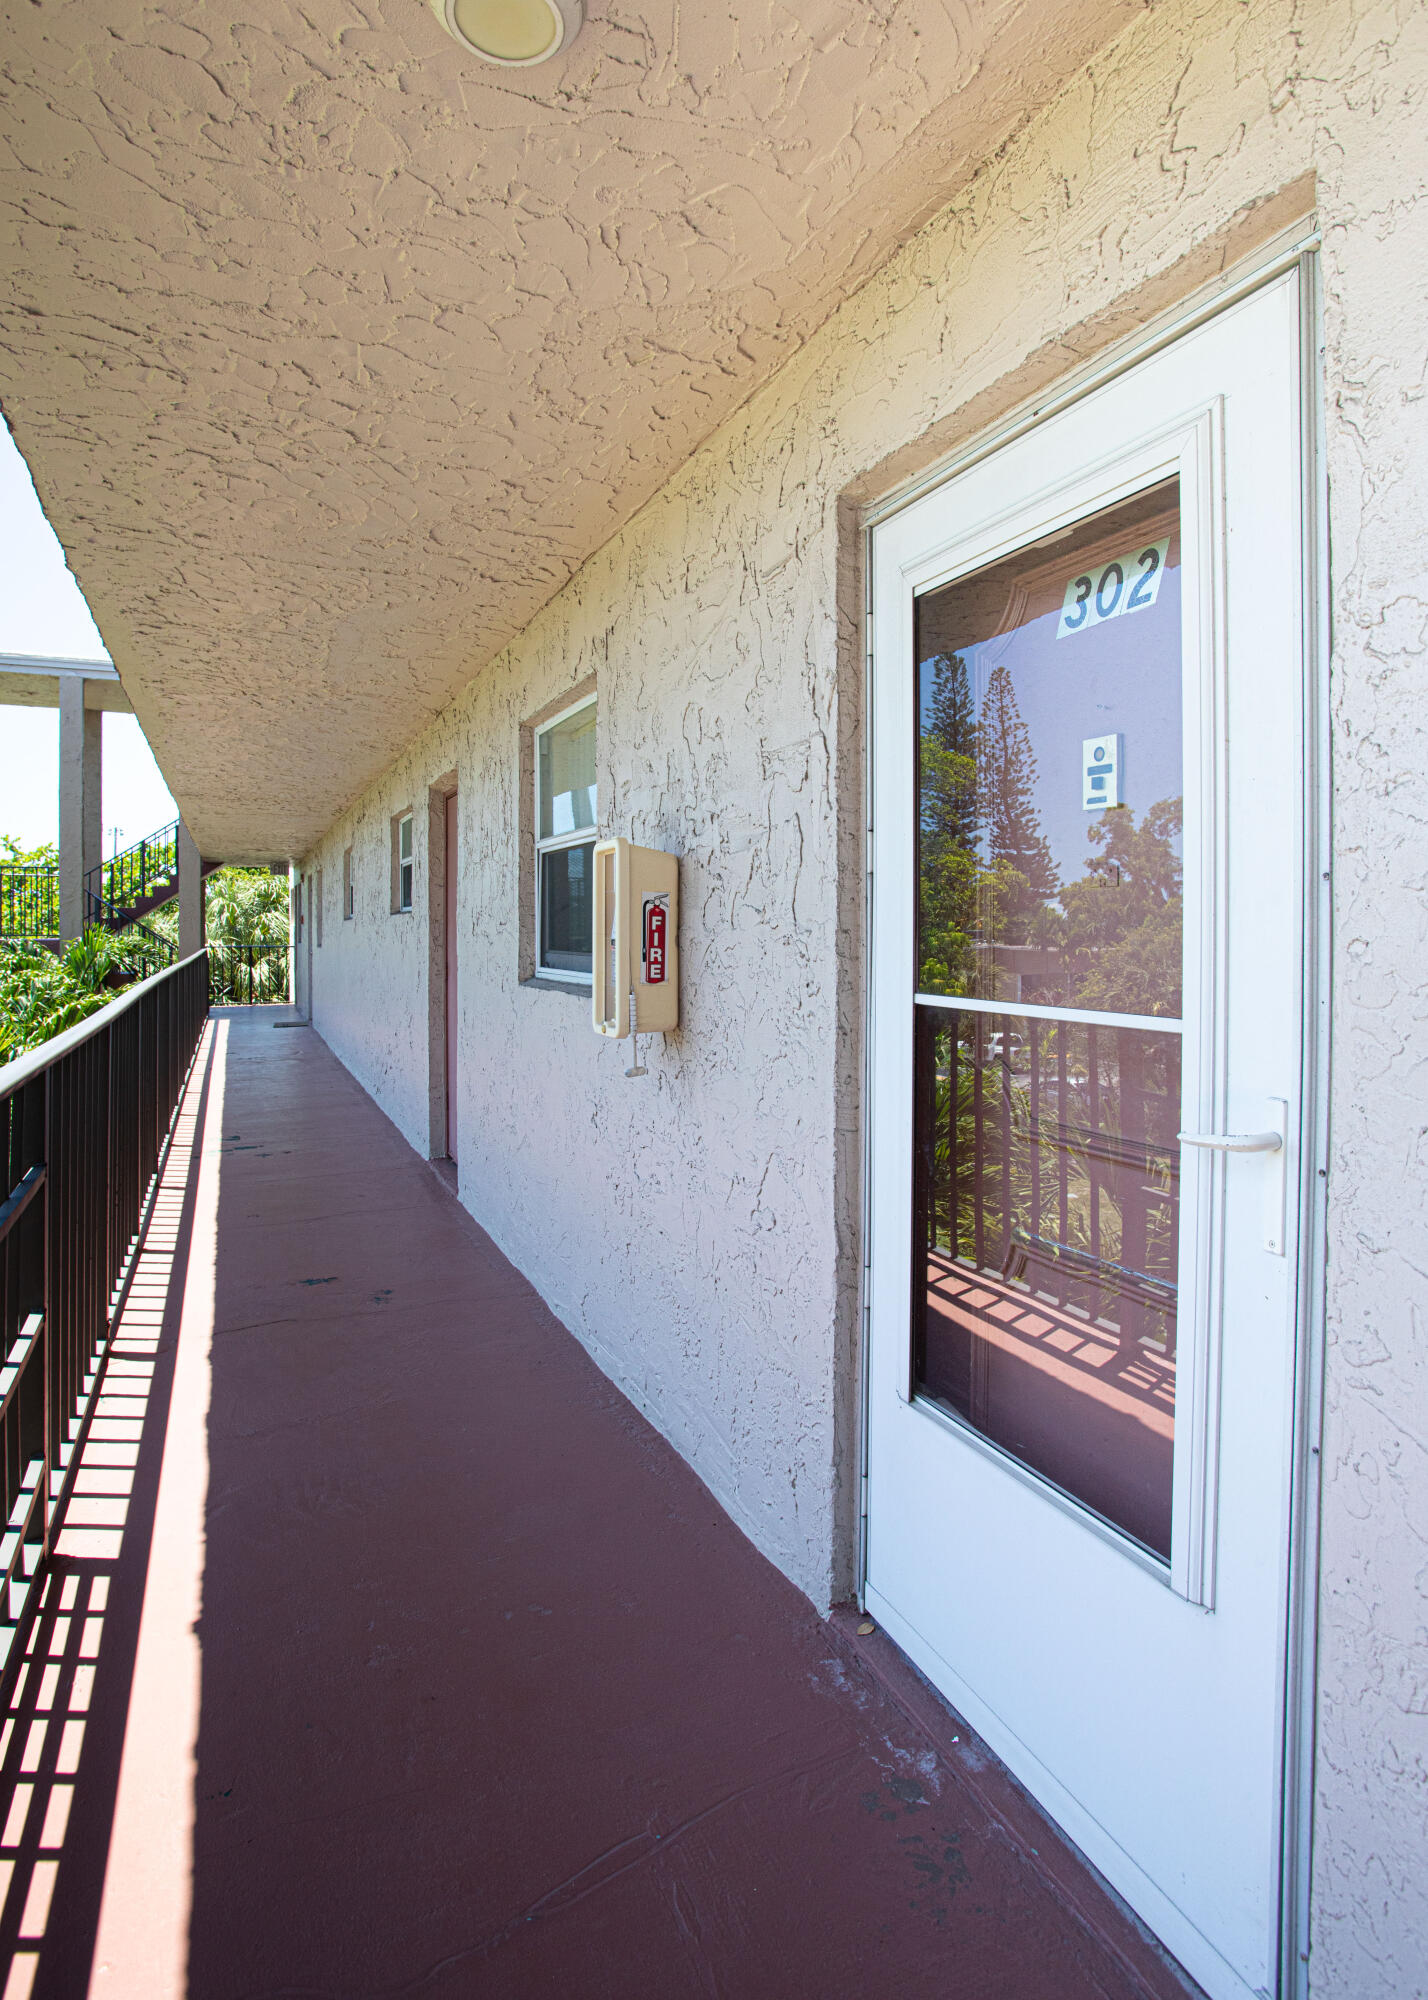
[{"xmin": 914, "ymin": 1005, "xmax": 1180, "ymax": 1558}]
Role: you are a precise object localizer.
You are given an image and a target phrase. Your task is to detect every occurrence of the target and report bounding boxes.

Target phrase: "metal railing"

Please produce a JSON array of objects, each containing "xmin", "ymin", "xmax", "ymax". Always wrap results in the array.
[
  {"xmin": 120, "ymin": 919, "xmax": 178, "ymax": 980},
  {"xmin": 86, "ymin": 821, "xmax": 180, "ymax": 928},
  {"xmin": 0, "ymin": 952, "xmax": 210, "ymax": 1682},
  {"xmin": 208, "ymin": 944, "xmax": 292, "ymax": 1006},
  {"xmin": 0, "ymin": 868, "xmax": 59, "ymax": 941}
]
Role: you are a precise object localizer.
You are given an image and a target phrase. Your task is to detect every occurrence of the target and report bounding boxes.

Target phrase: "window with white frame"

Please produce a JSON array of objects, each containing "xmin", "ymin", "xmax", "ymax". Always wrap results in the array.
[
  {"xmin": 343, "ymin": 846, "xmax": 354, "ymax": 919},
  {"xmin": 535, "ymin": 696, "xmax": 596, "ymax": 980},
  {"xmin": 393, "ymin": 812, "xmax": 413, "ymax": 913}
]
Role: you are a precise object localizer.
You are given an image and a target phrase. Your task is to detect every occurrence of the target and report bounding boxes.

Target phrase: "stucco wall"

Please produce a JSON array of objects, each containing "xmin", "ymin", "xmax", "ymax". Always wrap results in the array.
[{"xmin": 304, "ymin": 1, "xmax": 1428, "ymax": 1990}]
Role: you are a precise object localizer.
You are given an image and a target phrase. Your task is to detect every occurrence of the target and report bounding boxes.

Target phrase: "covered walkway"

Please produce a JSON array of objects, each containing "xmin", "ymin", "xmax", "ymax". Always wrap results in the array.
[{"xmin": 1, "ymin": 1010, "xmax": 1196, "ymax": 1998}]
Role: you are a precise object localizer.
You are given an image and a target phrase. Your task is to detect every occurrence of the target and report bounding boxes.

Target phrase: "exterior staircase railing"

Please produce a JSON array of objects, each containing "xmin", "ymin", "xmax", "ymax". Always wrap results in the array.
[
  {"xmin": 85, "ymin": 820, "xmax": 180, "ymax": 928},
  {"xmin": 119, "ymin": 919, "xmax": 179, "ymax": 980}
]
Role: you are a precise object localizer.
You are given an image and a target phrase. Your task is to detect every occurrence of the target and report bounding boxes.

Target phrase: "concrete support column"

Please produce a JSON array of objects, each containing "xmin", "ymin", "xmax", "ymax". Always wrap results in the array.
[
  {"xmin": 58, "ymin": 675, "xmax": 102, "ymax": 942},
  {"xmin": 178, "ymin": 821, "xmax": 206, "ymax": 959}
]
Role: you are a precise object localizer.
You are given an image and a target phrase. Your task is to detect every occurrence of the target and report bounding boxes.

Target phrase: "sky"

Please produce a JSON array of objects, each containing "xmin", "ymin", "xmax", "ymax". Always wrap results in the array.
[{"xmin": 0, "ymin": 420, "xmax": 178, "ymax": 855}]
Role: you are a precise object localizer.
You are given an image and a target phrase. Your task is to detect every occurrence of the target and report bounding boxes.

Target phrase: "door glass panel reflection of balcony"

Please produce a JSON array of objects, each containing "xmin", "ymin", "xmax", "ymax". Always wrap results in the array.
[
  {"xmin": 913, "ymin": 1010, "xmax": 1180, "ymax": 1558},
  {"xmin": 912, "ymin": 481, "xmax": 1184, "ymax": 1559}
]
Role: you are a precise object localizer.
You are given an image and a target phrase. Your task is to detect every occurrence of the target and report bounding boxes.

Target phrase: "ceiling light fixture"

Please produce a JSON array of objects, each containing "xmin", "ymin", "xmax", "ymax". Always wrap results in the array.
[{"xmin": 428, "ymin": 0, "xmax": 583, "ymax": 65}]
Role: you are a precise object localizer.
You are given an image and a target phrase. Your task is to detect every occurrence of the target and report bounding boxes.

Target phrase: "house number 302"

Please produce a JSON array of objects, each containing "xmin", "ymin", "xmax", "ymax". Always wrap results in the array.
[{"xmin": 1057, "ymin": 537, "xmax": 1171, "ymax": 639}]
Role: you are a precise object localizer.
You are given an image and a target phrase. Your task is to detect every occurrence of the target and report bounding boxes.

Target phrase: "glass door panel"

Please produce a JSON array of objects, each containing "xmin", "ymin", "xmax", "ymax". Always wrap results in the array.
[
  {"xmin": 915, "ymin": 479, "xmax": 1182, "ymax": 1014},
  {"xmin": 913, "ymin": 1007, "xmax": 1180, "ymax": 1556},
  {"xmin": 912, "ymin": 480, "xmax": 1185, "ymax": 1559}
]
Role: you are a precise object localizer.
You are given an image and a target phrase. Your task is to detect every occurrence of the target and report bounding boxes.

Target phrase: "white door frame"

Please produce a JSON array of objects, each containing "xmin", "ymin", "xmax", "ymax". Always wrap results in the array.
[{"xmin": 852, "ymin": 239, "xmax": 1329, "ymax": 1999}]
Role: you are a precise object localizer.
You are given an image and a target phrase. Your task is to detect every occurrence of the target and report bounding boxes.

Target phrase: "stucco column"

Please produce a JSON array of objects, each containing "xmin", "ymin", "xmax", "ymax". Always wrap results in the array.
[
  {"xmin": 178, "ymin": 821, "xmax": 206, "ymax": 959},
  {"xmin": 58, "ymin": 674, "xmax": 102, "ymax": 942}
]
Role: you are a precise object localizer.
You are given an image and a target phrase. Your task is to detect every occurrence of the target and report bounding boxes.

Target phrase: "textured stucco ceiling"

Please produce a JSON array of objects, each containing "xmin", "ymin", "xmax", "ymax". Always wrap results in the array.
[{"xmin": 0, "ymin": 0, "xmax": 1138, "ymax": 858}]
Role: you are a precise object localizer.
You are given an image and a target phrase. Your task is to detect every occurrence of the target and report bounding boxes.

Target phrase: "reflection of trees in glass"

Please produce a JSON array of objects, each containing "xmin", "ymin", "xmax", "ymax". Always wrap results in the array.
[
  {"xmin": 977, "ymin": 663, "xmax": 1059, "ymax": 946},
  {"xmin": 1061, "ymin": 799, "xmax": 1183, "ymax": 1018},
  {"xmin": 918, "ymin": 654, "xmax": 1063, "ymax": 992},
  {"xmin": 918, "ymin": 653, "xmax": 980, "ymax": 993},
  {"xmin": 918, "ymin": 649, "xmax": 1183, "ymax": 1015}
]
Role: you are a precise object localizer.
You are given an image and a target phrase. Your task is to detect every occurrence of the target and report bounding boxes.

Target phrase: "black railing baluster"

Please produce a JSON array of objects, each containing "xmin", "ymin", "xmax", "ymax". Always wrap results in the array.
[
  {"xmin": 1117, "ymin": 1028, "xmax": 1150, "ymax": 1357},
  {"xmin": 999, "ymin": 1014, "xmax": 1013, "ymax": 1267},
  {"xmin": 1088, "ymin": 1025, "xmax": 1101, "ymax": 1324},
  {"xmin": 1057, "ymin": 1023, "xmax": 1069, "ymax": 1293},
  {"xmin": 948, "ymin": 1019, "xmax": 960, "ymax": 1262}
]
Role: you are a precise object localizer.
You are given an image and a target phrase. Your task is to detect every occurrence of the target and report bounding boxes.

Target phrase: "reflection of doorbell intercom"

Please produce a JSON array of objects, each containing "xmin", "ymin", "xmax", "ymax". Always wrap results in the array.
[
  {"xmin": 592, "ymin": 838, "xmax": 679, "ymax": 1040},
  {"xmin": 1082, "ymin": 733, "xmax": 1123, "ymax": 811}
]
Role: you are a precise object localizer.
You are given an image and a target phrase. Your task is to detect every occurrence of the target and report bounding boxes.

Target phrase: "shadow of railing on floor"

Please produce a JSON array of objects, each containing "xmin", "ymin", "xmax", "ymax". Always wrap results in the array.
[{"xmin": 0, "ymin": 1035, "xmax": 214, "ymax": 2000}]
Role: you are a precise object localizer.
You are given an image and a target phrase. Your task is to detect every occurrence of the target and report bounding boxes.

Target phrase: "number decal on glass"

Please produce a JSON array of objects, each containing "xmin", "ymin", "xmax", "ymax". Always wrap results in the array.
[
  {"xmin": 1126, "ymin": 541, "xmax": 1161, "ymax": 610},
  {"xmin": 1095, "ymin": 562, "xmax": 1124, "ymax": 619},
  {"xmin": 1059, "ymin": 536, "xmax": 1170, "ymax": 638},
  {"xmin": 1062, "ymin": 571, "xmax": 1093, "ymax": 631}
]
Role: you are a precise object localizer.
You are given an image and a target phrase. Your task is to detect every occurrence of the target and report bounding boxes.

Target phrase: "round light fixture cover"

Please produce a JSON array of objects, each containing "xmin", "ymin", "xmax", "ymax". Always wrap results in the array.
[{"xmin": 429, "ymin": 0, "xmax": 582, "ymax": 64}]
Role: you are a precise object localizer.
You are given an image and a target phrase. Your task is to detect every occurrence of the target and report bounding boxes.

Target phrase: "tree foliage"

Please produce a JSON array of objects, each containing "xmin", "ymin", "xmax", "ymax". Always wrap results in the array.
[
  {"xmin": 0, "ymin": 928, "xmax": 145, "ymax": 1063},
  {"xmin": 1061, "ymin": 798, "xmax": 1182, "ymax": 1017},
  {"xmin": 0, "ymin": 857, "xmax": 294, "ymax": 1060},
  {"xmin": 0, "ymin": 836, "xmax": 59, "ymax": 869},
  {"xmin": 145, "ymin": 866, "xmax": 291, "ymax": 1004},
  {"xmin": 145, "ymin": 865, "xmax": 290, "ymax": 948}
]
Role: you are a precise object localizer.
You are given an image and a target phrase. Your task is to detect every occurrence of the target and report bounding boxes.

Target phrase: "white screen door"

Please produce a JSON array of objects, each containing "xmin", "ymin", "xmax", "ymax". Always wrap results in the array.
[{"xmin": 866, "ymin": 272, "xmax": 1307, "ymax": 2000}]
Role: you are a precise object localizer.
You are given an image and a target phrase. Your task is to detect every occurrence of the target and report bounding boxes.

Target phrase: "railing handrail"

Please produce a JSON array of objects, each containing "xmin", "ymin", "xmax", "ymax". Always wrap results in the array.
[{"xmin": 0, "ymin": 949, "xmax": 210, "ymax": 1099}]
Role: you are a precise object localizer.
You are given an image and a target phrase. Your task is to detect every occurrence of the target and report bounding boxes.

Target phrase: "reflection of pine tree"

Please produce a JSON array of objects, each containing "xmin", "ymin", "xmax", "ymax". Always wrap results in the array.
[
  {"xmin": 918, "ymin": 654, "xmax": 979, "ymax": 993},
  {"xmin": 979, "ymin": 664, "xmax": 1059, "ymax": 915},
  {"xmin": 928, "ymin": 651, "xmax": 974, "ymax": 743},
  {"xmin": 980, "ymin": 656, "xmax": 1056, "ymax": 952},
  {"xmin": 922, "ymin": 654, "xmax": 978, "ymax": 848}
]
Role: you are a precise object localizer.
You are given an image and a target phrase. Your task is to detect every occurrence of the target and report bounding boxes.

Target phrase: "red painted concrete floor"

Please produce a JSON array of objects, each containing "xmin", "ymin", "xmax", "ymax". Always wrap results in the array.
[{"xmin": 0, "ymin": 1010, "xmax": 1202, "ymax": 1999}]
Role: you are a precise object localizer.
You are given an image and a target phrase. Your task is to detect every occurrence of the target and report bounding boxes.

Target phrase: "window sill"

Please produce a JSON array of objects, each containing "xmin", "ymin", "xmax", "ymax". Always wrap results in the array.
[{"xmin": 522, "ymin": 976, "xmax": 592, "ymax": 998}]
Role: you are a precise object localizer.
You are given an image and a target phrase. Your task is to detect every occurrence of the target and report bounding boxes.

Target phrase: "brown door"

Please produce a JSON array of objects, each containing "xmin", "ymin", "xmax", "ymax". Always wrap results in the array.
[{"xmin": 445, "ymin": 792, "xmax": 458, "ymax": 1162}]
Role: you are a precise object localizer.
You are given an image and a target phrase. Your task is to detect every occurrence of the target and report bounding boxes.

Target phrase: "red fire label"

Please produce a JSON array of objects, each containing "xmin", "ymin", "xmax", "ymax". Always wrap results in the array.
[{"xmin": 643, "ymin": 898, "xmax": 667, "ymax": 984}]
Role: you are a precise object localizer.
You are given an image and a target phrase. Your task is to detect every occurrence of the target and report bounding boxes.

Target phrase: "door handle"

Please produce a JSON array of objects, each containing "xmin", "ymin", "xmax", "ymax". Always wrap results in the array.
[
  {"xmin": 1177, "ymin": 1129, "xmax": 1282, "ymax": 1153},
  {"xmin": 1178, "ymin": 1100, "xmax": 1288, "ymax": 1254}
]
